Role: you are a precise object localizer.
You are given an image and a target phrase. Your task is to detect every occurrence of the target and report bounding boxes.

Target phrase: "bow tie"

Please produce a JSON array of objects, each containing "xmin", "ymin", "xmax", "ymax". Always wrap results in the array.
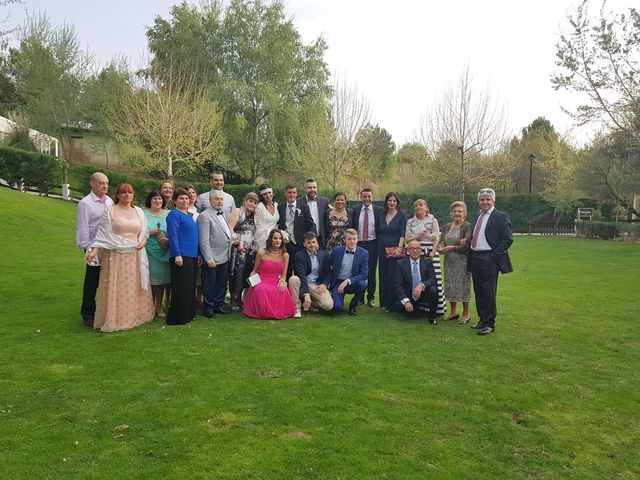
[
  {"xmin": 216, "ymin": 211, "xmax": 224, "ymax": 215},
  {"xmin": 345, "ymin": 250, "xmax": 355, "ymax": 255}
]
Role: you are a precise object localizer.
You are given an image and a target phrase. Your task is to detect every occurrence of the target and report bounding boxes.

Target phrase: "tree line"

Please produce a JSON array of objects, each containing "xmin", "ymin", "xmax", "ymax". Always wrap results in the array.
[{"xmin": 0, "ymin": 0, "xmax": 638, "ymax": 219}]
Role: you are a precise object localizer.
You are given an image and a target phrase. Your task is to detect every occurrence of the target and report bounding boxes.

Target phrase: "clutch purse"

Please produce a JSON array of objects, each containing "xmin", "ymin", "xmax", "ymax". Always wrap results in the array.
[
  {"xmin": 385, "ymin": 246, "xmax": 407, "ymax": 259},
  {"xmin": 247, "ymin": 273, "xmax": 261, "ymax": 287}
]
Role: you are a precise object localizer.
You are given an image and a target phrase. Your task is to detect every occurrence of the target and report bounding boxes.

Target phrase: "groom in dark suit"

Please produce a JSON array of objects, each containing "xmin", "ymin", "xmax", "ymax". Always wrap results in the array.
[
  {"xmin": 352, "ymin": 188, "xmax": 382, "ymax": 307},
  {"xmin": 329, "ymin": 228, "xmax": 369, "ymax": 316},
  {"xmin": 278, "ymin": 184, "xmax": 316, "ymax": 278},
  {"xmin": 393, "ymin": 240, "xmax": 439, "ymax": 324},
  {"xmin": 297, "ymin": 178, "xmax": 330, "ymax": 248},
  {"xmin": 467, "ymin": 188, "xmax": 513, "ymax": 335}
]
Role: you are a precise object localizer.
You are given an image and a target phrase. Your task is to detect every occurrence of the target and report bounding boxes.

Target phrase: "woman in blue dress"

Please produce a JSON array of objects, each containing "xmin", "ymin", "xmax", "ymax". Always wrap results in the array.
[
  {"xmin": 377, "ymin": 192, "xmax": 407, "ymax": 312},
  {"xmin": 166, "ymin": 188, "xmax": 199, "ymax": 325}
]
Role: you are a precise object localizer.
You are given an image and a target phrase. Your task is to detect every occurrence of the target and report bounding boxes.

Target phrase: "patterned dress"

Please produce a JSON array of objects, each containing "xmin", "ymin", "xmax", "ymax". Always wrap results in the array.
[
  {"xmin": 143, "ymin": 209, "xmax": 170, "ymax": 285},
  {"xmin": 230, "ymin": 210, "xmax": 257, "ymax": 294},
  {"xmin": 442, "ymin": 222, "xmax": 472, "ymax": 302},
  {"xmin": 326, "ymin": 211, "xmax": 350, "ymax": 252},
  {"xmin": 405, "ymin": 214, "xmax": 446, "ymax": 315}
]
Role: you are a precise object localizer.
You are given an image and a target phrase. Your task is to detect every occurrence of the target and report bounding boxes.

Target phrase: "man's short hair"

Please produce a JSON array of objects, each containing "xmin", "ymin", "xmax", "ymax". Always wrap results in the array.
[
  {"xmin": 210, "ymin": 189, "xmax": 224, "ymax": 200},
  {"xmin": 210, "ymin": 171, "xmax": 224, "ymax": 179},
  {"xmin": 285, "ymin": 183, "xmax": 297, "ymax": 191},
  {"xmin": 303, "ymin": 231, "xmax": 317, "ymax": 242},
  {"xmin": 305, "ymin": 178, "xmax": 316, "ymax": 184},
  {"xmin": 344, "ymin": 228, "xmax": 358, "ymax": 238},
  {"xmin": 360, "ymin": 188, "xmax": 372, "ymax": 195},
  {"xmin": 90, "ymin": 172, "xmax": 106, "ymax": 182}
]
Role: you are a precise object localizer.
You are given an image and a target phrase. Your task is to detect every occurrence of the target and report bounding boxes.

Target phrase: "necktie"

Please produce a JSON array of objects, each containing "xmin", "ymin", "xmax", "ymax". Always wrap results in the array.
[
  {"xmin": 363, "ymin": 206, "xmax": 369, "ymax": 241},
  {"xmin": 288, "ymin": 204, "xmax": 295, "ymax": 222},
  {"xmin": 412, "ymin": 260, "xmax": 420, "ymax": 291},
  {"xmin": 471, "ymin": 211, "xmax": 487, "ymax": 248}
]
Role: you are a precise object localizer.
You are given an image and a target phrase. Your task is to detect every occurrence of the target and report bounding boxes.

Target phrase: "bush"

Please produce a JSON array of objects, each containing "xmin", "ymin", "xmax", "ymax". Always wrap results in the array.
[
  {"xmin": 576, "ymin": 221, "xmax": 640, "ymax": 240},
  {"xmin": 0, "ymin": 146, "xmax": 61, "ymax": 194}
]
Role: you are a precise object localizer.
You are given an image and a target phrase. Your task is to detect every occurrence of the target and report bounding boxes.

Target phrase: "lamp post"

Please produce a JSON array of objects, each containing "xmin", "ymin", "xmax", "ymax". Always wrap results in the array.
[{"xmin": 528, "ymin": 153, "xmax": 536, "ymax": 194}]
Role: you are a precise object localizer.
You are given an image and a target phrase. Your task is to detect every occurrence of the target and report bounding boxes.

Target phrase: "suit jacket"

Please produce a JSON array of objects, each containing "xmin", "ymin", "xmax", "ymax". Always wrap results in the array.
[
  {"xmin": 394, "ymin": 256, "xmax": 436, "ymax": 303},
  {"xmin": 298, "ymin": 196, "xmax": 329, "ymax": 242},
  {"xmin": 197, "ymin": 208, "xmax": 232, "ymax": 264},
  {"xmin": 330, "ymin": 245, "xmax": 369, "ymax": 288},
  {"xmin": 352, "ymin": 204, "xmax": 382, "ymax": 239},
  {"xmin": 277, "ymin": 202, "xmax": 317, "ymax": 245},
  {"xmin": 294, "ymin": 249, "xmax": 332, "ymax": 295},
  {"xmin": 467, "ymin": 207, "xmax": 513, "ymax": 274}
]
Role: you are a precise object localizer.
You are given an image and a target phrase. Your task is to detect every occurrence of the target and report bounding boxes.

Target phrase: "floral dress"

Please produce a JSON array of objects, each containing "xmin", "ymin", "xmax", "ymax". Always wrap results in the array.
[{"xmin": 326, "ymin": 211, "xmax": 350, "ymax": 252}]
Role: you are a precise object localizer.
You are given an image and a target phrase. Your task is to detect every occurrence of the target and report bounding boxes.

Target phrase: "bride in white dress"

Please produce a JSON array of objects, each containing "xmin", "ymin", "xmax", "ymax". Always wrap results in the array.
[{"xmin": 254, "ymin": 183, "xmax": 280, "ymax": 250}]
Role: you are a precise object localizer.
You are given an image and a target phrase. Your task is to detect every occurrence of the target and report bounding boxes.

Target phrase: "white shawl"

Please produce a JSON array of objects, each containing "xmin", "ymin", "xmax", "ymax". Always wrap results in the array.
[{"xmin": 91, "ymin": 205, "xmax": 150, "ymax": 290}]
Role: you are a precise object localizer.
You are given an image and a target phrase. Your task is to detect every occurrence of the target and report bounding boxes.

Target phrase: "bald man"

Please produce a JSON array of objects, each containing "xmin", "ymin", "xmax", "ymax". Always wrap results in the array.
[{"xmin": 76, "ymin": 172, "xmax": 113, "ymax": 327}]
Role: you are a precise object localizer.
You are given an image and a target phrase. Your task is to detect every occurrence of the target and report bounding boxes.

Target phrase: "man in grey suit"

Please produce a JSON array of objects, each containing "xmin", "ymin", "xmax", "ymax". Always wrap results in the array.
[
  {"xmin": 198, "ymin": 190, "xmax": 233, "ymax": 317},
  {"xmin": 298, "ymin": 178, "xmax": 330, "ymax": 248}
]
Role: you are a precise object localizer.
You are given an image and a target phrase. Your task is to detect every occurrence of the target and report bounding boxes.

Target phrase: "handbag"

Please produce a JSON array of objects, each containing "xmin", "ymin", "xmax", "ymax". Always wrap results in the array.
[
  {"xmin": 247, "ymin": 273, "xmax": 261, "ymax": 287},
  {"xmin": 385, "ymin": 246, "xmax": 407, "ymax": 259}
]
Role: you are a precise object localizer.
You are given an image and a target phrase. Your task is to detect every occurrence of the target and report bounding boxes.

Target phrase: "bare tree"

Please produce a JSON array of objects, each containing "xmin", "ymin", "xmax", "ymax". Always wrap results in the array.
[
  {"xmin": 315, "ymin": 75, "xmax": 372, "ymax": 192},
  {"xmin": 420, "ymin": 65, "xmax": 507, "ymax": 200},
  {"xmin": 106, "ymin": 66, "xmax": 225, "ymax": 178},
  {"xmin": 552, "ymin": 0, "xmax": 640, "ymax": 146}
]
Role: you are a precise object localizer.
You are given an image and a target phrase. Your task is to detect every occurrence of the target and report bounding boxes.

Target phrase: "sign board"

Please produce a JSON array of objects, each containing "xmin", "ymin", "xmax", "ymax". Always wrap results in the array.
[{"xmin": 577, "ymin": 208, "xmax": 594, "ymax": 220}]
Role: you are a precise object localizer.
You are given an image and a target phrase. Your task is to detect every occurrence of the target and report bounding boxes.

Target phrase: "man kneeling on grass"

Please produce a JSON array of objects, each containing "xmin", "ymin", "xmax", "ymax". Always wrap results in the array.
[{"xmin": 288, "ymin": 232, "xmax": 334, "ymax": 317}]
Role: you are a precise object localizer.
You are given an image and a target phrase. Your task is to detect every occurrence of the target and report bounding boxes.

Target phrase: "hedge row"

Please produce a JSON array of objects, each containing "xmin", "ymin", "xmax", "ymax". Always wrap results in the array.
[
  {"xmin": 0, "ymin": 146, "xmax": 61, "ymax": 194},
  {"xmin": 575, "ymin": 221, "xmax": 640, "ymax": 240}
]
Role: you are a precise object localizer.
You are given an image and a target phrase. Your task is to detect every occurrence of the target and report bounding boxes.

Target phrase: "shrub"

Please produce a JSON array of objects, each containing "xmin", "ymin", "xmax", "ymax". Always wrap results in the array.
[
  {"xmin": 0, "ymin": 146, "xmax": 61, "ymax": 194},
  {"xmin": 575, "ymin": 221, "xmax": 640, "ymax": 240}
]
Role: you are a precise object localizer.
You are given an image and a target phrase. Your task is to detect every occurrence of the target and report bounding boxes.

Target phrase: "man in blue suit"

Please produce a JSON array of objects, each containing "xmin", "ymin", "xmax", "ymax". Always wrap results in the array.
[
  {"xmin": 288, "ymin": 232, "xmax": 334, "ymax": 317},
  {"xmin": 467, "ymin": 188, "xmax": 513, "ymax": 335},
  {"xmin": 330, "ymin": 228, "xmax": 369, "ymax": 316}
]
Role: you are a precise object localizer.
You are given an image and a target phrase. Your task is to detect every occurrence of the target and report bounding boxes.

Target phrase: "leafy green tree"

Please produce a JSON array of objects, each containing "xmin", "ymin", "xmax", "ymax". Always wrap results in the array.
[
  {"xmin": 146, "ymin": 0, "xmax": 331, "ymax": 183},
  {"xmin": 6, "ymin": 12, "xmax": 94, "ymax": 177},
  {"xmin": 355, "ymin": 123, "xmax": 396, "ymax": 181},
  {"xmin": 105, "ymin": 66, "xmax": 225, "ymax": 179}
]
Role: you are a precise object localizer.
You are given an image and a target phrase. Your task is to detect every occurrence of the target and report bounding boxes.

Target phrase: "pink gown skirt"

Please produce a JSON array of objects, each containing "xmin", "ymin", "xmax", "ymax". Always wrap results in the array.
[{"xmin": 243, "ymin": 259, "xmax": 296, "ymax": 319}]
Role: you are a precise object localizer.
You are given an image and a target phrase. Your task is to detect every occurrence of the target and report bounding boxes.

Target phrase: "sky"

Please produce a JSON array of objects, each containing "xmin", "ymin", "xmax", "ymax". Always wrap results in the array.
[{"xmin": 2, "ymin": 0, "xmax": 636, "ymax": 147}]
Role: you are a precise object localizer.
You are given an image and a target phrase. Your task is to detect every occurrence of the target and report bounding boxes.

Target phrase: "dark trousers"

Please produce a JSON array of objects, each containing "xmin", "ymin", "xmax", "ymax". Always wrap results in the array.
[
  {"xmin": 470, "ymin": 251, "xmax": 499, "ymax": 327},
  {"xmin": 392, "ymin": 285, "xmax": 439, "ymax": 318},
  {"xmin": 167, "ymin": 257, "xmax": 197, "ymax": 325},
  {"xmin": 331, "ymin": 279, "xmax": 367, "ymax": 312},
  {"xmin": 81, "ymin": 264, "xmax": 101, "ymax": 321},
  {"xmin": 285, "ymin": 242, "xmax": 303, "ymax": 279},
  {"xmin": 378, "ymin": 250, "xmax": 399, "ymax": 309},
  {"xmin": 358, "ymin": 240, "xmax": 378, "ymax": 301},
  {"xmin": 201, "ymin": 261, "xmax": 229, "ymax": 314}
]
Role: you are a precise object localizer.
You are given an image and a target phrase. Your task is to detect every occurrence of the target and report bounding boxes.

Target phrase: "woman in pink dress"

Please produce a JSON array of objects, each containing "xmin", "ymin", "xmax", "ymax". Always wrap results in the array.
[{"xmin": 243, "ymin": 229, "xmax": 296, "ymax": 320}]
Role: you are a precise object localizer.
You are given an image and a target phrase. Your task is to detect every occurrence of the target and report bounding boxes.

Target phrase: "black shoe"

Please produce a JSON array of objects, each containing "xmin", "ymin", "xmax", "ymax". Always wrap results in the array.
[
  {"xmin": 470, "ymin": 321, "xmax": 484, "ymax": 329},
  {"xmin": 202, "ymin": 311, "xmax": 216, "ymax": 318},
  {"xmin": 478, "ymin": 325, "xmax": 495, "ymax": 335},
  {"xmin": 348, "ymin": 304, "xmax": 357, "ymax": 316},
  {"xmin": 213, "ymin": 308, "xmax": 231, "ymax": 315},
  {"xmin": 428, "ymin": 317, "xmax": 437, "ymax": 325},
  {"xmin": 367, "ymin": 299, "xmax": 376, "ymax": 307},
  {"xmin": 83, "ymin": 317, "xmax": 94, "ymax": 328}
]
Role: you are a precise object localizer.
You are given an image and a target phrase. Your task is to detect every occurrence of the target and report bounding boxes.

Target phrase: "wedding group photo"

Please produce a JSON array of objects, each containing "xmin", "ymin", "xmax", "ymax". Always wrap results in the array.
[{"xmin": 1, "ymin": 0, "xmax": 639, "ymax": 478}]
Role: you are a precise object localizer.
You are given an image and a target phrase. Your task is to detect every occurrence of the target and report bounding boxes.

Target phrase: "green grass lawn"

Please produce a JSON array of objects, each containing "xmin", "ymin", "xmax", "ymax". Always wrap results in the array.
[{"xmin": 1, "ymin": 187, "xmax": 639, "ymax": 479}]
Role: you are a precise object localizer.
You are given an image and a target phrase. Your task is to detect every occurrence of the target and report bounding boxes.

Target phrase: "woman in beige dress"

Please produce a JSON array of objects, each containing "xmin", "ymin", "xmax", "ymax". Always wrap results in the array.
[{"xmin": 85, "ymin": 183, "xmax": 154, "ymax": 332}]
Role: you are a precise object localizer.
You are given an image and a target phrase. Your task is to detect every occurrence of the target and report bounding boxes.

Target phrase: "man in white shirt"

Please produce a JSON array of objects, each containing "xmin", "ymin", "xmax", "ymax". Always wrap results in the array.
[
  {"xmin": 467, "ymin": 188, "xmax": 513, "ymax": 335},
  {"xmin": 351, "ymin": 188, "xmax": 382, "ymax": 307},
  {"xmin": 297, "ymin": 178, "xmax": 329, "ymax": 248},
  {"xmin": 195, "ymin": 171, "xmax": 236, "ymax": 218}
]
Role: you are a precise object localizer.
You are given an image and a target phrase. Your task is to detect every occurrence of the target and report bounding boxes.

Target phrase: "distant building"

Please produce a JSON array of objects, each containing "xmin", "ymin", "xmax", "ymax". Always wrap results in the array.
[
  {"xmin": 61, "ymin": 124, "xmax": 122, "ymax": 167},
  {"xmin": 0, "ymin": 115, "xmax": 59, "ymax": 157}
]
